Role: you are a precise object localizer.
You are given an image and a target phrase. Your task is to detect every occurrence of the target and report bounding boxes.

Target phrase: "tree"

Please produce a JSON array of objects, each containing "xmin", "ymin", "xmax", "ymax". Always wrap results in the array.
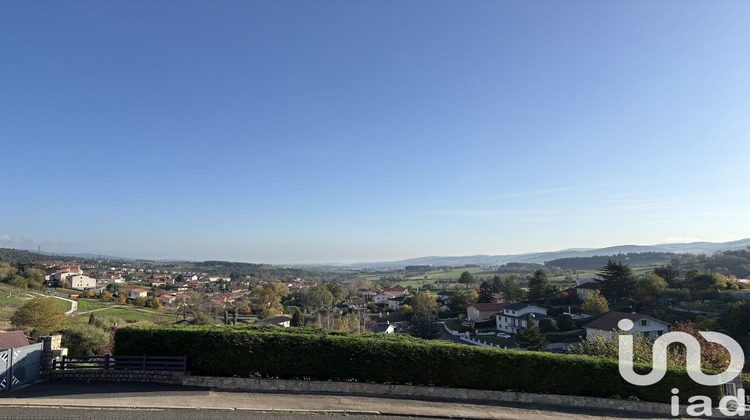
[
  {"xmin": 457, "ymin": 271, "xmax": 476, "ymax": 290},
  {"xmin": 569, "ymin": 321, "xmax": 733, "ymax": 373},
  {"xmin": 407, "ymin": 291, "xmax": 440, "ymax": 314},
  {"xmin": 490, "ymin": 275, "xmax": 503, "ymax": 293},
  {"xmin": 526, "ymin": 269, "xmax": 558, "ymax": 302},
  {"xmin": 719, "ymin": 300, "xmax": 750, "ymax": 337},
  {"xmin": 446, "ymin": 285, "xmax": 477, "ymax": 312},
  {"xmin": 59, "ymin": 279, "xmax": 71, "ymax": 289},
  {"xmin": 134, "ymin": 296, "xmax": 148, "ymax": 307},
  {"xmin": 518, "ymin": 319, "xmax": 548, "ymax": 351},
  {"xmin": 501, "ymin": 278, "xmax": 524, "ymax": 302},
  {"xmin": 296, "ymin": 285, "xmax": 334, "ymax": 312},
  {"xmin": 11, "ymin": 298, "xmax": 68, "ymax": 332},
  {"xmin": 149, "ymin": 297, "xmax": 162, "ymax": 310},
  {"xmin": 654, "ymin": 265, "xmax": 681, "ymax": 288},
  {"xmin": 635, "ymin": 273, "xmax": 668, "ymax": 302},
  {"xmin": 597, "ymin": 260, "xmax": 636, "ymax": 303},
  {"xmin": 580, "ymin": 290, "xmax": 609, "ymax": 315},
  {"xmin": 81, "ymin": 290, "xmax": 95, "ymax": 298},
  {"xmin": 250, "ymin": 283, "xmax": 289, "ymax": 320},
  {"xmin": 477, "ymin": 281, "xmax": 494, "ymax": 303},
  {"xmin": 117, "ymin": 293, "xmax": 127, "ymax": 304},
  {"xmin": 556, "ymin": 314, "xmax": 574, "ymax": 331},
  {"xmin": 190, "ymin": 311, "xmax": 213, "ymax": 325},
  {"xmin": 291, "ymin": 310, "xmax": 305, "ymax": 327},
  {"xmin": 61, "ymin": 325, "xmax": 109, "ymax": 356},
  {"xmin": 100, "ymin": 291, "xmax": 113, "ymax": 302},
  {"xmin": 408, "ymin": 307, "xmax": 440, "ymax": 339}
]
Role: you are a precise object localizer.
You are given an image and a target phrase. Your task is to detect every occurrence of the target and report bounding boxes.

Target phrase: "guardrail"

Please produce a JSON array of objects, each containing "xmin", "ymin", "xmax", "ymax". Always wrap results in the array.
[{"xmin": 53, "ymin": 355, "xmax": 187, "ymax": 372}]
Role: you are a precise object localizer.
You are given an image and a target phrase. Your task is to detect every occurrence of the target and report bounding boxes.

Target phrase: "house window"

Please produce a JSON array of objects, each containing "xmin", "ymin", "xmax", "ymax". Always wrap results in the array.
[{"xmin": 640, "ymin": 320, "xmax": 648, "ymax": 327}]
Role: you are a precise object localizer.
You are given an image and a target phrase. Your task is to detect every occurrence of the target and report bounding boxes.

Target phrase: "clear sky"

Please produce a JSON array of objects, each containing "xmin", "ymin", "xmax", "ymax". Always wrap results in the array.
[{"xmin": 2, "ymin": 1, "xmax": 749, "ymax": 264}]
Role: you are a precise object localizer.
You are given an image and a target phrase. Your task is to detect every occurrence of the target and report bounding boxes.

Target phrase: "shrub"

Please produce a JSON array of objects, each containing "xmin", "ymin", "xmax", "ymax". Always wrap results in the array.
[
  {"xmin": 89, "ymin": 313, "xmax": 125, "ymax": 330},
  {"xmin": 538, "ymin": 318, "xmax": 557, "ymax": 333},
  {"xmin": 556, "ymin": 314, "xmax": 574, "ymax": 331},
  {"xmin": 62, "ymin": 324, "xmax": 110, "ymax": 356},
  {"xmin": 114, "ymin": 325, "xmax": 721, "ymax": 404}
]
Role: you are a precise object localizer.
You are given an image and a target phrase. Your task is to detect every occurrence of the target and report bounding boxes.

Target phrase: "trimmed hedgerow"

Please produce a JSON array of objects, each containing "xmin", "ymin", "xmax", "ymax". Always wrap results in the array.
[{"xmin": 114, "ymin": 325, "xmax": 721, "ymax": 403}]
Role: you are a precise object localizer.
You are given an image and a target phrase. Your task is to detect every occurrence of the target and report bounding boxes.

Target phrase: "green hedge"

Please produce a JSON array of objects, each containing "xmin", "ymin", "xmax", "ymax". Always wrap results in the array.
[{"xmin": 114, "ymin": 325, "xmax": 721, "ymax": 404}]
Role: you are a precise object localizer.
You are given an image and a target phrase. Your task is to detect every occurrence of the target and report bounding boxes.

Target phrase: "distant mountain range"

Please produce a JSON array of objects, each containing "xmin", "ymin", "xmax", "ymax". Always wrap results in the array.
[
  {"xmin": 331, "ymin": 238, "xmax": 750, "ymax": 270},
  {"xmin": 18, "ymin": 237, "xmax": 750, "ymax": 270}
]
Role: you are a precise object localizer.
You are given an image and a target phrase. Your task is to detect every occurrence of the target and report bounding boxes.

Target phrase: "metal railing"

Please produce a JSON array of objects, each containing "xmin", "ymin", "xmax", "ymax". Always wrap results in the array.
[{"xmin": 53, "ymin": 355, "xmax": 187, "ymax": 372}]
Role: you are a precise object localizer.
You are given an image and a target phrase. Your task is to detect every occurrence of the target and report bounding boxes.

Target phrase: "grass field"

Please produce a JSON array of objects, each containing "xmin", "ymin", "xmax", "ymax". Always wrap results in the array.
[
  {"xmin": 70, "ymin": 307, "xmax": 177, "ymax": 325},
  {"xmin": 76, "ymin": 299, "xmax": 113, "ymax": 312}
]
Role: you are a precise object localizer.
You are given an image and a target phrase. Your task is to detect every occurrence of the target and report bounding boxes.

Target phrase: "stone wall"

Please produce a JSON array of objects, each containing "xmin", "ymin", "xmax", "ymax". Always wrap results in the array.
[
  {"xmin": 181, "ymin": 376, "xmax": 674, "ymax": 415},
  {"xmin": 47, "ymin": 369, "xmax": 184, "ymax": 385}
]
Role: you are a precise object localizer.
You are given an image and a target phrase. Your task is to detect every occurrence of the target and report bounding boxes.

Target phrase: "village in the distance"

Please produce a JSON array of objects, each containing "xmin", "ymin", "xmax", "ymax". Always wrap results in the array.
[{"xmin": 2, "ymin": 243, "xmax": 750, "ymax": 368}]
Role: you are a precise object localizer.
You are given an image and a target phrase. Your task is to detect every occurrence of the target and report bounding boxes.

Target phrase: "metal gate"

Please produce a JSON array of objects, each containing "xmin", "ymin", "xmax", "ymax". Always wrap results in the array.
[{"xmin": 0, "ymin": 342, "xmax": 43, "ymax": 393}]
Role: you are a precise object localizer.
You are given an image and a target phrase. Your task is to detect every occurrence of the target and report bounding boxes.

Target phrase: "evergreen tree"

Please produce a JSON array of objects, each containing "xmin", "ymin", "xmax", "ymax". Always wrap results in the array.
[
  {"xmin": 477, "ymin": 281, "xmax": 494, "ymax": 303},
  {"xmin": 291, "ymin": 310, "xmax": 305, "ymax": 327},
  {"xmin": 501, "ymin": 278, "xmax": 525, "ymax": 302},
  {"xmin": 408, "ymin": 307, "xmax": 440, "ymax": 339},
  {"xmin": 526, "ymin": 269, "xmax": 557, "ymax": 302},
  {"xmin": 518, "ymin": 319, "xmax": 548, "ymax": 351},
  {"xmin": 490, "ymin": 275, "xmax": 503, "ymax": 293},
  {"xmin": 597, "ymin": 260, "xmax": 636, "ymax": 303}
]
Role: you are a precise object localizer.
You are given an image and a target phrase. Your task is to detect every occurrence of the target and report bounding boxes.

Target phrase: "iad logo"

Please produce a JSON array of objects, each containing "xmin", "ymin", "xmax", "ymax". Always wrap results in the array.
[{"xmin": 616, "ymin": 318, "xmax": 746, "ymax": 417}]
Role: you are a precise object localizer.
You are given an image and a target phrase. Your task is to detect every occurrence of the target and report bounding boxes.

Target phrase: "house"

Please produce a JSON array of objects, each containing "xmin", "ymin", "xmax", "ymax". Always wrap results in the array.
[
  {"xmin": 373, "ymin": 292, "xmax": 396, "ymax": 304},
  {"xmin": 368, "ymin": 312, "xmax": 407, "ymax": 330},
  {"xmin": 496, "ymin": 303, "xmax": 553, "ymax": 333},
  {"xmin": 96, "ymin": 273, "xmax": 125, "ymax": 284},
  {"xmin": 157, "ymin": 296, "xmax": 176, "ymax": 306},
  {"xmin": 466, "ymin": 303, "xmax": 508, "ymax": 322},
  {"xmin": 0, "ymin": 331, "xmax": 30, "ymax": 350},
  {"xmin": 371, "ymin": 323, "xmax": 396, "ymax": 334},
  {"xmin": 583, "ymin": 311, "xmax": 669, "ymax": 340},
  {"xmin": 68, "ymin": 275, "xmax": 96, "ymax": 291},
  {"xmin": 332, "ymin": 304, "xmax": 349, "ymax": 314},
  {"xmin": 387, "ymin": 295, "xmax": 407, "ymax": 310},
  {"xmin": 382, "ymin": 287, "xmax": 408, "ymax": 297},
  {"xmin": 128, "ymin": 288, "xmax": 148, "ymax": 299},
  {"xmin": 346, "ymin": 299, "xmax": 367, "ymax": 309},
  {"xmin": 254, "ymin": 315, "xmax": 292, "ymax": 328},
  {"xmin": 575, "ymin": 282, "xmax": 601, "ymax": 301},
  {"xmin": 436, "ymin": 290, "xmax": 453, "ymax": 303}
]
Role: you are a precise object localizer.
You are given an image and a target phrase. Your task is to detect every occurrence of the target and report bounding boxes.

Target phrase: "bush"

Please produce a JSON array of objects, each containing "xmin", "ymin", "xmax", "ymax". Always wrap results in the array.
[
  {"xmin": 89, "ymin": 313, "xmax": 125, "ymax": 330},
  {"xmin": 538, "ymin": 318, "xmax": 557, "ymax": 333},
  {"xmin": 114, "ymin": 325, "xmax": 721, "ymax": 404},
  {"xmin": 556, "ymin": 314, "xmax": 574, "ymax": 331},
  {"xmin": 62, "ymin": 324, "xmax": 110, "ymax": 356}
]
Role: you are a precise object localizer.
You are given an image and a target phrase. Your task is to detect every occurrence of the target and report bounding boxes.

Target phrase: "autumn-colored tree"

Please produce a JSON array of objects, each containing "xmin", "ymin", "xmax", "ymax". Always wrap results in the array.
[
  {"xmin": 117, "ymin": 293, "xmax": 127, "ymax": 304},
  {"xmin": 580, "ymin": 290, "xmax": 609, "ymax": 315},
  {"xmin": 81, "ymin": 290, "xmax": 95, "ymax": 298},
  {"xmin": 150, "ymin": 297, "xmax": 162, "ymax": 310},
  {"xmin": 100, "ymin": 291, "xmax": 113, "ymax": 302},
  {"xmin": 569, "ymin": 320, "xmax": 731, "ymax": 372},
  {"xmin": 59, "ymin": 279, "xmax": 71, "ymax": 289},
  {"xmin": 250, "ymin": 283, "xmax": 288, "ymax": 319},
  {"xmin": 11, "ymin": 298, "xmax": 68, "ymax": 332}
]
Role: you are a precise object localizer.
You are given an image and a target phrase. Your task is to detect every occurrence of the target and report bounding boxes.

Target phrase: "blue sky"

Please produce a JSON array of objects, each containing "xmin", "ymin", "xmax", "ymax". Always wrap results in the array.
[{"xmin": 2, "ymin": 1, "xmax": 749, "ymax": 264}]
